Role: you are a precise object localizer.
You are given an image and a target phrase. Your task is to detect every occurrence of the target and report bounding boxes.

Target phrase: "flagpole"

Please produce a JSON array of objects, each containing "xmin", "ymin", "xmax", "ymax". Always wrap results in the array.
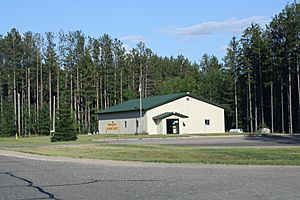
[{"xmin": 139, "ymin": 76, "xmax": 142, "ymax": 134}]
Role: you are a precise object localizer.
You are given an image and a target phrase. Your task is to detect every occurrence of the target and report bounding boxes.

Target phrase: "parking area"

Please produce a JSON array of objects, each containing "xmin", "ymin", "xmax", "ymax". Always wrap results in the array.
[{"xmin": 104, "ymin": 135, "xmax": 300, "ymax": 147}]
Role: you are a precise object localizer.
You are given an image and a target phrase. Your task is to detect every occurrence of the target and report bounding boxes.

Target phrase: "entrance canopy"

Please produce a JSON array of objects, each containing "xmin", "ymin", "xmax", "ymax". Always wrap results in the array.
[{"xmin": 152, "ymin": 112, "xmax": 189, "ymax": 120}]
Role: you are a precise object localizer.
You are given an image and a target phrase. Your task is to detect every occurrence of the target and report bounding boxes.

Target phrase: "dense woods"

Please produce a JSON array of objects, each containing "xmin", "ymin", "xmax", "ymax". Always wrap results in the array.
[{"xmin": 0, "ymin": 2, "xmax": 299, "ymax": 136}]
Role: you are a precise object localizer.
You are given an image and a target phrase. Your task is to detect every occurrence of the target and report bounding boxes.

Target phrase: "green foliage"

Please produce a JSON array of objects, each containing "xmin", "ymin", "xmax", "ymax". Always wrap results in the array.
[
  {"xmin": 199, "ymin": 54, "xmax": 225, "ymax": 102},
  {"xmin": 0, "ymin": 100, "xmax": 15, "ymax": 136},
  {"xmin": 161, "ymin": 76, "xmax": 198, "ymax": 94},
  {"xmin": 123, "ymin": 89, "xmax": 137, "ymax": 101},
  {"xmin": 51, "ymin": 91, "xmax": 77, "ymax": 142},
  {"xmin": 51, "ymin": 108, "xmax": 77, "ymax": 142},
  {"xmin": 36, "ymin": 105, "xmax": 50, "ymax": 135}
]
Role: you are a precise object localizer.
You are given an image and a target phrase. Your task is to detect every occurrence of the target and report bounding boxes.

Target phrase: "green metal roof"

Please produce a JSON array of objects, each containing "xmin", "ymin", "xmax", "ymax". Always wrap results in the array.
[
  {"xmin": 97, "ymin": 92, "xmax": 224, "ymax": 114},
  {"xmin": 152, "ymin": 112, "xmax": 189, "ymax": 120}
]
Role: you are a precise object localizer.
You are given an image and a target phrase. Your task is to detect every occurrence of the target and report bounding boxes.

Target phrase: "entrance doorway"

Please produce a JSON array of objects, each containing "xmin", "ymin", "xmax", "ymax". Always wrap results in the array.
[{"xmin": 166, "ymin": 119, "xmax": 179, "ymax": 134}]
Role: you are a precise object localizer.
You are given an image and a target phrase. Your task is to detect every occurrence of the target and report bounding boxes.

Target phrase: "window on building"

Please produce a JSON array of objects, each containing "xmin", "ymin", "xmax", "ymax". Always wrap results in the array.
[
  {"xmin": 125, "ymin": 121, "xmax": 127, "ymax": 128},
  {"xmin": 205, "ymin": 119, "xmax": 210, "ymax": 125},
  {"xmin": 186, "ymin": 97, "xmax": 189, "ymax": 101}
]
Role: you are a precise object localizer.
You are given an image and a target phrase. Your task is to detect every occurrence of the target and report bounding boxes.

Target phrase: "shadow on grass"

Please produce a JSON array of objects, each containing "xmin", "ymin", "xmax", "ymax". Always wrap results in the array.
[{"xmin": 244, "ymin": 135, "xmax": 300, "ymax": 145}]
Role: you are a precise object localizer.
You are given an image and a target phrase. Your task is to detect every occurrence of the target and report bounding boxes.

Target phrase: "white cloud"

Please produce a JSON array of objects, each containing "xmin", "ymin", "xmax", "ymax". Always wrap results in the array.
[
  {"xmin": 161, "ymin": 16, "xmax": 269, "ymax": 39},
  {"xmin": 119, "ymin": 35, "xmax": 146, "ymax": 44}
]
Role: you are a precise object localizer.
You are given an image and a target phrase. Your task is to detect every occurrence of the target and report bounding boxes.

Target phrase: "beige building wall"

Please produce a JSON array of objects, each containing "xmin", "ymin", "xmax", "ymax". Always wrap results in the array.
[
  {"xmin": 98, "ymin": 111, "xmax": 147, "ymax": 134},
  {"xmin": 98, "ymin": 96, "xmax": 224, "ymax": 134},
  {"xmin": 146, "ymin": 96, "xmax": 224, "ymax": 134}
]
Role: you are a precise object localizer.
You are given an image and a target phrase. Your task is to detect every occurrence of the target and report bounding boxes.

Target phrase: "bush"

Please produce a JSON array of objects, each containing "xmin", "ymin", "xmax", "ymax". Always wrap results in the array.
[{"xmin": 51, "ymin": 131, "xmax": 77, "ymax": 142}]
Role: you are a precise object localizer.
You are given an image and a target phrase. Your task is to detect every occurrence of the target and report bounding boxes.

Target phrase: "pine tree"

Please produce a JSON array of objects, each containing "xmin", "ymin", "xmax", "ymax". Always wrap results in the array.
[
  {"xmin": 36, "ymin": 104, "xmax": 50, "ymax": 135},
  {"xmin": 224, "ymin": 37, "xmax": 241, "ymax": 129},
  {"xmin": 51, "ymin": 89, "xmax": 77, "ymax": 142}
]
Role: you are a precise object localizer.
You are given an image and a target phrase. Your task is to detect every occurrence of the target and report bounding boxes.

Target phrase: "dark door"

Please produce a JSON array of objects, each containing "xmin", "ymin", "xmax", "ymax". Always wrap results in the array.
[{"xmin": 166, "ymin": 119, "xmax": 179, "ymax": 134}]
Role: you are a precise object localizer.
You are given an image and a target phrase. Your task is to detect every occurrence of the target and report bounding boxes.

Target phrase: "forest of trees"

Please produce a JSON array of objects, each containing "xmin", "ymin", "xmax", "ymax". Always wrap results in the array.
[{"xmin": 0, "ymin": 2, "xmax": 299, "ymax": 136}]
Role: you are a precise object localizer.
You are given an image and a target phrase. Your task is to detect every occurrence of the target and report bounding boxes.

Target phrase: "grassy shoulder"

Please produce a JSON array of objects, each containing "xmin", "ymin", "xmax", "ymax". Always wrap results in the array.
[
  {"xmin": 0, "ymin": 134, "xmax": 190, "ymax": 146},
  {"xmin": 0, "ymin": 132, "xmax": 263, "ymax": 146},
  {"xmin": 2, "ymin": 144, "xmax": 300, "ymax": 165},
  {"xmin": 1, "ymin": 134, "xmax": 299, "ymax": 165}
]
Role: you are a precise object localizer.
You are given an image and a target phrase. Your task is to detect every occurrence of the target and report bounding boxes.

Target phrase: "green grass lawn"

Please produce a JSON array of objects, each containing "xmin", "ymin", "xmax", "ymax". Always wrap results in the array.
[
  {"xmin": 1, "ymin": 135, "xmax": 300, "ymax": 165},
  {"xmin": 0, "ymin": 134, "xmax": 189, "ymax": 146},
  {"xmin": 2, "ymin": 144, "xmax": 300, "ymax": 165},
  {"xmin": 0, "ymin": 132, "xmax": 264, "ymax": 146}
]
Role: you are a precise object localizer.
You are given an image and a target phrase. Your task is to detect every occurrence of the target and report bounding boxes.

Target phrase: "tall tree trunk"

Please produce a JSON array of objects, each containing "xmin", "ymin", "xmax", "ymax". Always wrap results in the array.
[
  {"xmin": 21, "ymin": 79, "xmax": 25, "ymax": 136},
  {"xmin": 271, "ymin": 81, "xmax": 274, "ymax": 133},
  {"xmin": 93, "ymin": 66, "xmax": 97, "ymax": 110},
  {"xmin": 14, "ymin": 69, "xmax": 17, "ymax": 133},
  {"xmin": 27, "ymin": 67, "xmax": 31, "ymax": 136},
  {"xmin": 17, "ymin": 93, "xmax": 20, "ymax": 136},
  {"xmin": 104, "ymin": 74, "xmax": 107, "ymax": 109},
  {"xmin": 85, "ymin": 99, "xmax": 88, "ymax": 131},
  {"xmin": 76, "ymin": 66, "xmax": 80, "ymax": 128},
  {"xmin": 73, "ymin": 74, "xmax": 77, "ymax": 120},
  {"xmin": 36, "ymin": 54, "xmax": 39, "ymax": 130},
  {"xmin": 132, "ymin": 67, "xmax": 135, "ymax": 96},
  {"xmin": 70, "ymin": 73, "xmax": 73, "ymax": 114},
  {"xmin": 40, "ymin": 63, "xmax": 43, "ymax": 108},
  {"xmin": 281, "ymin": 78, "xmax": 285, "ymax": 133},
  {"xmin": 25, "ymin": 69, "xmax": 27, "ymax": 136},
  {"xmin": 105, "ymin": 65, "xmax": 109, "ymax": 108},
  {"xmin": 100, "ymin": 78, "xmax": 103, "ymax": 109},
  {"xmin": 120, "ymin": 68, "xmax": 123, "ymax": 103},
  {"xmin": 248, "ymin": 72, "xmax": 253, "ymax": 133},
  {"xmin": 297, "ymin": 56, "xmax": 300, "ymax": 133},
  {"xmin": 234, "ymin": 78, "xmax": 238, "ymax": 129},
  {"xmin": 56, "ymin": 70, "xmax": 59, "ymax": 110},
  {"xmin": 12, "ymin": 37, "xmax": 17, "ymax": 134},
  {"xmin": 114, "ymin": 63, "xmax": 117, "ymax": 105},
  {"xmin": 96, "ymin": 72, "xmax": 99, "ymax": 110},
  {"xmin": 246, "ymin": 87, "xmax": 249, "ymax": 132},
  {"xmin": 88, "ymin": 102, "xmax": 90, "ymax": 133},
  {"xmin": 259, "ymin": 63, "xmax": 264, "ymax": 127},
  {"xmin": 49, "ymin": 66, "xmax": 52, "ymax": 133},
  {"xmin": 52, "ymin": 95, "xmax": 55, "ymax": 132},
  {"xmin": 288, "ymin": 65, "xmax": 293, "ymax": 134},
  {"xmin": 145, "ymin": 62, "xmax": 148, "ymax": 97},
  {"xmin": 254, "ymin": 82, "xmax": 258, "ymax": 131},
  {"xmin": 80, "ymin": 73, "xmax": 83, "ymax": 130}
]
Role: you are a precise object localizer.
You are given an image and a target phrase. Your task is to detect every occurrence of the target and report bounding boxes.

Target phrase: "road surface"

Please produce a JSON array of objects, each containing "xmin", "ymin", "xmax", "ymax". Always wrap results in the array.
[{"xmin": 0, "ymin": 151, "xmax": 299, "ymax": 200}]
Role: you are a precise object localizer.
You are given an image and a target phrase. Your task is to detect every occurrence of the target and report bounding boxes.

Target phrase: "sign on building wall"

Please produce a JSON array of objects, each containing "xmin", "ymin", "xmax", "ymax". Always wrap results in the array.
[{"xmin": 106, "ymin": 122, "xmax": 119, "ymax": 131}]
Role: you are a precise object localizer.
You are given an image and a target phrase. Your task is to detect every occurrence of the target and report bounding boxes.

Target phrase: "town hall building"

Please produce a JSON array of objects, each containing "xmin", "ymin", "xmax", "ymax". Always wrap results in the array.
[{"xmin": 97, "ymin": 92, "xmax": 225, "ymax": 134}]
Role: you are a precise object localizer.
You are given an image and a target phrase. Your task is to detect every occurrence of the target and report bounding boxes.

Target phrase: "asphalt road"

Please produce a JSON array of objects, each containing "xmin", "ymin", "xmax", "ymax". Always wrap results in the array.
[
  {"xmin": 0, "ymin": 152, "xmax": 300, "ymax": 200},
  {"xmin": 104, "ymin": 135, "xmax": 300, "ymax": 146}
]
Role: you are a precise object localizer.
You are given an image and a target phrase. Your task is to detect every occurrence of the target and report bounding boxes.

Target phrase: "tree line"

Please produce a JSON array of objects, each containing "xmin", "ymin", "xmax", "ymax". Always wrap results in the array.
[{"xmin": 0, "ymin": 2, "xmax": 299, "ymax": 136}]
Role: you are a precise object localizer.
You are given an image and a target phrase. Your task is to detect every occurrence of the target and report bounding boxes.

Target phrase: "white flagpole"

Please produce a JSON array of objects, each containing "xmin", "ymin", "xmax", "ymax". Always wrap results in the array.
[
  {"xmin": 139, "ymin": 62, "xmax": 143, "ymax": 134},
  {"xmin": 139, "ymin": 82, "xmax": 142, "ymax": 134}
]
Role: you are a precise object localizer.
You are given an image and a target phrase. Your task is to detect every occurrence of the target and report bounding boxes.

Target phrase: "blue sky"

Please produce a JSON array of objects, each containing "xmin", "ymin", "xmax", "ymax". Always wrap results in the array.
[{"xmin": 0, "ymin": 0, "xmax": 291, "ymax": 63}]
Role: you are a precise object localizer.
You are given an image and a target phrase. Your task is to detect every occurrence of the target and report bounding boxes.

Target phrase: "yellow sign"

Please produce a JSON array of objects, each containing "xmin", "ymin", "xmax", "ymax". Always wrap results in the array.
[{"xmin": 106, "ymin": 122, "xmax": 119, "ymax": 130}]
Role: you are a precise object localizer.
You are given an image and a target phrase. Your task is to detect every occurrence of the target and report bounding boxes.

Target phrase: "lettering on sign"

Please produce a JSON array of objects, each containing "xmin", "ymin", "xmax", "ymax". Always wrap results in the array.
[{"xmin": 106, "ymin": 122, "xmax": 119, "ymax": 130}]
